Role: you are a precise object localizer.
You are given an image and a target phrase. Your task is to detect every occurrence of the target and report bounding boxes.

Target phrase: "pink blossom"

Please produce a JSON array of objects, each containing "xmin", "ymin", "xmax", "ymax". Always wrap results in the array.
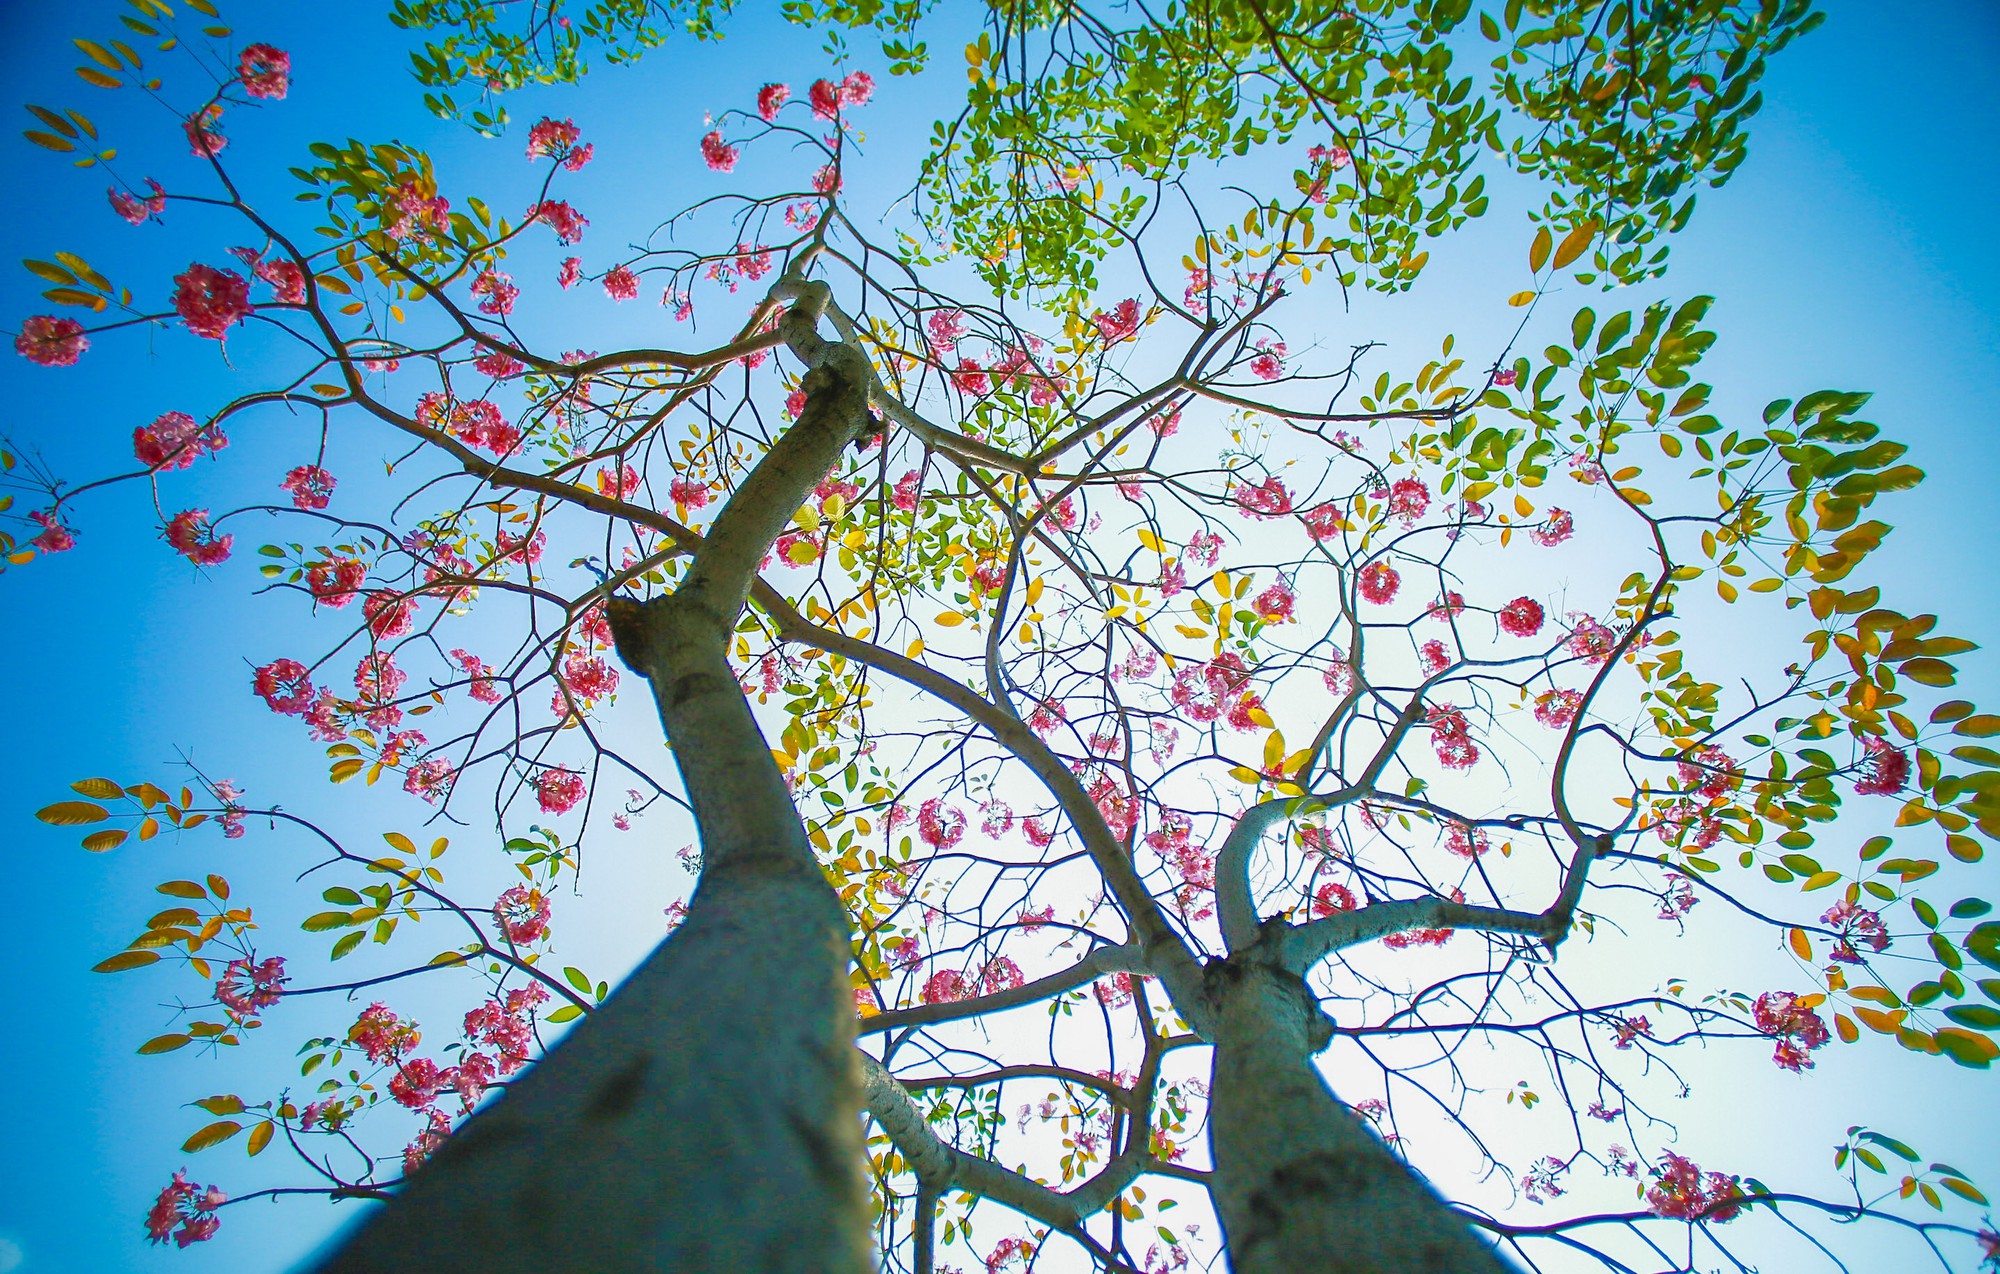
[
  {"xmin": 1249, "ymin": 338, "xmax": 1286, "ymax": 381},
  {"xmin": 1821, "ymin": 899, "xmax": 1891, "ymax": 963},
  {"xmin": 165, "ymin": 508, "xmax": 231, "ymax": 565},
  {"xmin": 475, "ymin": 350, "xmax": 524, "ymax": 378},
  {"xmin": 669, "ymin": 476, "xmax": 712, "ymax": 508},
  {"xmin": 534, "ymin": 767, "xmax": 585, "ymax": 815},
  {"xmin": 1565, "ymin": 615, "xmax": 1619, "ymax": 663},
  {"xmin": 28, "ymin": 508, "xmax": 75, "ymax": 553},
  {"xmin": 363, "ymin": 590, "xmax": 419, "ymax": 640},
  {"xmin": 699, "ymin": 131, "xmax": 739, "ymax": 172},
  {"xmin": 214, "ymin": 955, "xmax": 287, "ymax": 1012},
  {"xmin": 1531, "ymin": 508, "xmax": 1575, "ymax": 547},
  {"xmin": 471, "ymin": 269, "xmax": 518, "ymax": 317},
  {"xmin": 184, "ymin": 104, "xmax": 226, "ymax": 156},
  {"xmin": 923, "ymin": 969, "xmax": 971, "ymax": 1004},
  {"xmin": 403, "ymin": 756, "xmax": 455, "ymax": 804},
  {"xmin": 1854, "ymin": 737, "xmax": 1909, "ymax": 796},
  {"xmin": 1312, "ymin": 881, "xmax": 1357, "ymax": 917},
  {"xmin": 236, "ymin": 43, "xmax": 291, "ymax": 99},
  {"xmin": 1645, "ymin": 1153, "xmax": 1743, "ymax": 1222},
  {"xmin": 812, "ymin": 163, "xmax": 841, "ymax": 195},
  {"xmin": 278, "ymin": 464, "xmax": 335, "ymax": 510},
  {"xmin": 926, "ymin": 308, "xmax": 966, "ymax": 353},
  {"xmin": 526, "ymin": 117, "xmax": 592, "ymax": 169},
  {"xmin": 603, "ymin": 265, "xmax": 640, "ymax": 301},
  {"xmin": 918, "ymin": 798, "xmax": 967, "ymax": 849},
  {"xmin": 981, "ymin": 956, "xmax": 1024, "ymax": 993},
  {"xmin": 1253, "ymin": 581, "xmax": 1295, "ymax": 624},
  {"xmin": 1494, "ymin": 367, "xmax": 1518, "ymax": 387},
  {"xmin": 952, "ymin": 357, "xmax": 992, "ymax": 397},
  {"xmin": 144, "ymin": 1170, "xmax": 223, "ymax": 1247},
  {"xmin": 1386, "ymin": 476, "xmax": 1431, "ymax": 524},
  {"xmin": 1302, "ymin": 502, "xmax": 1344, "ymax": 540},
  {"xmin": 1427, "ymin": 705, "xmax": 1480, "ymax": 771},
  {"xmin": 172, "ymin": 263, "xmax": 253, "ymax": 340},
  {"xmin": 1022, "ymin": 817, "xmax": 1055, "ymax": 848},
  {"xmin": 349, "ymin": 1002, "xmax": 420, "ymax": 1064},
  {"xmin": 1093, "ymin": 298, "xmax": 1142, "ymax": 345},
  {"xmin": 1498, "ymin": 596, "xmax": 1544, "ymax": 637},
  {"xmin": 1753, "ymin": 990, "xmax": 1830, "ymax": 1071},
  {"xmin": 109, "ymin": 178, "xmax": 167, "ymax": 225},
  {"xmin": 1357, "ymin": 561, "xmax": 1399, "ymax": 605},
  {"xmin": 1419, "ymin": 638, "xmax": 1452, "ymax": 675},
  {"xmin": 254, "ymin": 658, "xmax": 315, "ymax": 714},
  {"xmin": 756, "ymin": 83, "xmax": 790, "ymax": 120},
  {"xmin": 14, "ymin": 314, "xmax": 88, "ymax": 366},
  {"xmin": 134, "ymin": 410, "xmax": 227, "ymax": 470},
  {"xmin": 1185, "ymin": 531, "xmax": 1223, "ymax": 567},
  {"xmin": 809, "ymin": 79, "xmax": 842, "ymax": 119},
  {"xmin": 840, "ymin": 70, "xmax": 875, "ymax": 108},
  {"xmin": 1234, "ymin": 477, "xmax": 1294, "ymax": 518},
  {"xmin": 493, "ymin": 884, "xmax": 552, "ymax": 944},
  {"xmin": 528, "ymin": 199, "xmax": 589, "ymax": 244},
  {"xmin": 1533, "ymin": 688, "xmax": 1582, "ymax": 729}
]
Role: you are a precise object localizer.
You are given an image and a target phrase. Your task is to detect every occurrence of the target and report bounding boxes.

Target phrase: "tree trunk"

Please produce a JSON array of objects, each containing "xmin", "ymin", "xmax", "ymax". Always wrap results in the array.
[
  {"xmin": 1205, "ymin": 960, "xmax": 1511, "ymax": 1274},
  {"xmin": 316, "ymin": 359, "xmax": 875, "ymax": 1273}
]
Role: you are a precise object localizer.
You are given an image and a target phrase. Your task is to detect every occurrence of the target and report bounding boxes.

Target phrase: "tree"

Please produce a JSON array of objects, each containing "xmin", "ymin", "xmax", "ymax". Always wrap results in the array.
[{"xmin": 11, "ymin": 1, "xmax": 2000, "ymax": 1271}]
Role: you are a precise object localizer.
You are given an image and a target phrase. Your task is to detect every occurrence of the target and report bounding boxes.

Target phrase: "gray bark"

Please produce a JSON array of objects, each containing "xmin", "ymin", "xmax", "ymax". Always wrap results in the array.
[
  {"xmin": 316, "ymin": 328, "xmax": 876, "ymax": 1273},
  {"xmin": 1204, "ymin": 954, "xmax": 1512, "ymax": 1274}
]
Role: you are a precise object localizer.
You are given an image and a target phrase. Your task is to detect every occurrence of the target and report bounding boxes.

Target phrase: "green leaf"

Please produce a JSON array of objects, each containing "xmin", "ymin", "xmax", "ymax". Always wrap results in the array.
[
  {"xmin": 546, "ymin": 1004, "xmax": 584, "ymax": 1023},
  {"xmin": 563, "ymin": 966, "xmax": 592, "ymax": 996},
  {"xmin": 139, "ymin": 1033, "xmax": 192, "ymax": 1054},
  {"xmin": 302, "ymin": 911, "xmax": 354, "ymax": 932},
  {"xmin": 1943, "ymin": 1005, "xmax": 2000, "ymax": 1030},
  {"xmin": 329, "ymin": 931, "xmax": 366, "ymax": 960}
]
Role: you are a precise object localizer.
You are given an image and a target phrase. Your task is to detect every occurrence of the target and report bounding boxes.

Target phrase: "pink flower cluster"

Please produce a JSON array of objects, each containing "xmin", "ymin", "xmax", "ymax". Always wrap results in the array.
[
  {"xmin": 172, "ymin": 263, "xmax": 253, "ymax": 340},
  {"xmin": 1752, "ymin": 990, "xmax": 1831, "ymax": 1072},
  {"xmin": 1645, "ymin": 1153, "xmax": 1743, "ymax": 1222},
  {"xmin": 1854, "ymin": 736, "xmax": 1910, "ymax": 796},
  {"xmin": 1234, "ymin": 476, "xmax": 1293, "ymax": 518},
  {"xmin": 236, "ymin": 44, "xmax": 291, "ymax": 99},
  {"xmin": 280, "ymin": 464, "xmax": 336, "ymax": 509},
  {"xmin": 214, "ymin": 956, "xmax": 287, "ymax": 1013},
  {"xmin": 14, "ymin": 314, "xmax": 88, "ymax": 365},
  {"xmin": 110, "ymin": 178, "xmax": 167, "ymax": 225},
  {"xmin": 535, "ymin": 767, "xmax": 586, "ymax": 815},
  {"xmin": 1427, "ymin": 705, "xmax": 1480, "ymax": 771},
  {"xmin": 493, "ymin": 885, "xmax": 552, "ymax": 945},
  {"xmin": 134, "ymin": 410, "xmax": 227, "ymax": 470},
  {"xmin": 526, "ymin": 117, "xmax": 594, "ymax": 169},
  {"xmin": 1820, "ymin": 899, "xmax": 1890, "ymax": 963},
  {"xmin": 144, "ymin": 1170, "xmax": 224, "ymax": 1247},
  {"xmin": 165, "ymin": 508, "xmax": 232, "ymax": 565}
]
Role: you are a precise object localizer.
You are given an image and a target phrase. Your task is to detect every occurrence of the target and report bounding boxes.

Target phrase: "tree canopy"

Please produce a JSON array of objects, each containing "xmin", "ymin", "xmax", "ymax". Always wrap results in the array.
[{"xmin": 9, "ymin": 1, "xmax": 2000, "ymax": 1271}]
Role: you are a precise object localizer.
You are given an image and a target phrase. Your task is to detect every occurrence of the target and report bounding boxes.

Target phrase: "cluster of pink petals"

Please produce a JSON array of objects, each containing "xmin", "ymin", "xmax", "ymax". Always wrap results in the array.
[
  {"xmin": 918, "ymin": 797, "xmax": 967, "ymax": 849},
  {"xmin": 1821, "ymin": 899, "xmax": 1891, "ymax": 963},
  {"xmin": 15, "ymin": 314, "xmax": 89, "ymax": 365},
  {"xmin": 214, "ymin": 956, "xmax": 287, "ymax": 1012},
  {"xmin": 1386, "ymin": 476, "xmax": 1431, "ymax": 523},
  {"xmin": 529, "ymin": 199, "xmax": 589, "ymax": 244},
  {"xmin": 493, "ymin": 884, "xmax": 552, "ymax": 944},
  {"xmin": 1427, "ymin": 705, "xmax": 1480, "ymax": 770},
  {"xmin": 184, "ymin": 104, "xmax": 226, "ymax": 156},
  {"xmin": 1645, "ymin": 1153, "xmax": 1744, "ymax": 1222},
  {"xmin": 172, "ymin": 263, "xmax": 253, "ymax": 339},
  {"xmin": 110, "ymin": 178, "xmax": 168, "ymax": 225},
  {"xmin": 1753, "ymin": 990, "xmax": 1831, "ymax": 1072},
  {"xmin": 602, "ymin": 265, "xmax": 640, "ymax": 301},
  {"xmin": 1533, "ymin": 688, "xmax": 1582, "ymax": 729},
  {"xmin": 134, "ymin": 410, "xmax": 227, "ymax": 471},
  {"xmin": 534, "ymin": 767, "xmax": 585, "ymax": 815},
  {"xmin": 1357, "ymin": 560, "xmax": 1400, "ymax": 605},
  {"xmin": 236, "ymin": 44, "xmax": 291, "ymax": 99},
  {"xmin": 1530, "ymin": 508, "xmax": 1575, "ymax": 547},
  {"xmin": 471, "ymin": 269, "xmax": 518, "ymax": 316},
  {"xmin": 278, "ymin": 464, "xmax": 336, "ymax": 509},
  {"xmin": 165, "ymin": 508, "xmax": 232, "ymax": 565},
  {"xmin": 1854, "ymin": 736, "xmax": 1910, "ymax": 796},
  {"xmin": 1498, "ymin": 596, "xmax": 1544, "ymax": 637},
  {"xmin": 1234, "ymin": 476, "xmax": 1293, "ymax": 518},
  {"xmin": 526, "ymin": 117, "xmax": 593, "ymax": 169},
  {"xmin": 145, "ymin": 1170, "xmax": 224, "ymax": 1247}
]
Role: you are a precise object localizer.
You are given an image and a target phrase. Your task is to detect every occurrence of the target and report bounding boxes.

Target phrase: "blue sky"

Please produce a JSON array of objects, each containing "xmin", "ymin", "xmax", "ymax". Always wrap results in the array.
[{"xmin": 1, "ymin": 2, "xmax": 1996, "ymax": 1271}]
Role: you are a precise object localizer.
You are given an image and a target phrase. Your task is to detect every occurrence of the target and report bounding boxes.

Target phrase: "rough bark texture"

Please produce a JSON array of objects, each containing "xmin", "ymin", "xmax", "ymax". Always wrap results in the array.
[
  {"xmin": 1206, "ymin": 957, "xmax": 1512, "ymax": 1274},
  {"xmin": 316, "ymin": 354, "xmax": 875, "ymax": 1273}
]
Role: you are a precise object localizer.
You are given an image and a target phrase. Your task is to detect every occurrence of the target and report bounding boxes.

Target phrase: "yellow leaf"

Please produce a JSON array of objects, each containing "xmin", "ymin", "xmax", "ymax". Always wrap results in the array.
[
  {"xmin": 1174, "ymin": 624, "xmax": 1206, "ymax": 639},
  {"xmin": 1226, "ymin": 766, "xmax": 1261, "ymax": 784},
  {"xmin": 1553, "ymin": 221, "xmax": 1597, "ymax": 269},
  {"xmin": 1787, "ymin": 927, "xmax": 1812, "ymax": 960},
  {"xmin": 38, "ymin": 800, "xmax": 108, "ymax": 825},
  {"xmin": 1528, "ymin": 225, "xmax": 1551, "ymax": 273},
  {"xmin": 246, "ymin": 1121, "xmax": 274, "ymax": 1156},
  {"xmin": 81, "ymin": 828, "xmax": 128, "ymax": 852},
  {"xmin": 905, "ymin": 638, "xmax": 924, "ymax": 658},
  {"xmin": 935, "ymin": 612, "xmax": 965, "ymax": 627},
  {"xmin": 1507, "ymin": 291, "xmax": 1536, "ymax": 308},
  {"xmin": 383, "ymin": 832, "xmax": 417, "ymax": 855},
  {"xmin": 1026, "ymin": 576, "xmax": 1044, "ymax": 606}
]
